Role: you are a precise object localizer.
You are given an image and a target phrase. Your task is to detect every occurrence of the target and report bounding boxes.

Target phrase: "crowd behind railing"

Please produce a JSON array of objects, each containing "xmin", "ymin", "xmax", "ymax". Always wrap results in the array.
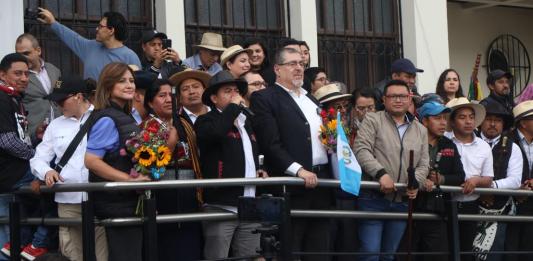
[{"xmin": 0, "ymin": 6, "xmax": 533, "ymax": 261}]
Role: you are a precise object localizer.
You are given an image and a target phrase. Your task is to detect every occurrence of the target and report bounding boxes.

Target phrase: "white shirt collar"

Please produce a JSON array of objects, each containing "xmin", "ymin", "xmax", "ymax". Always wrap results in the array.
[
  {"xmin": 276, "ymin": 82, "xmax": 307, "ymax": 97},
  {"xmin": 480, "ymin": 132, "xmax": 501, "ymax": 147},
  {"xmin": 447, "ymin": 131, "xmax": 480, "ymax": 145}
]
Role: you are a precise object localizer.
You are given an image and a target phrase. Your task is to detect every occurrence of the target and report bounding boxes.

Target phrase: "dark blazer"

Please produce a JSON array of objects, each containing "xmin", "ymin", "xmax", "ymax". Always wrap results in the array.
[
  {"xmin": 22, "ymin": 62, "xmax": 61, "ymax": 140},
  {"xmin": 194, "ymin": 103, "xmax": 259, "ymax": 206},
  {"xmin": 250, "ymin": 84, "xmax": 328, "ymax": 195}
]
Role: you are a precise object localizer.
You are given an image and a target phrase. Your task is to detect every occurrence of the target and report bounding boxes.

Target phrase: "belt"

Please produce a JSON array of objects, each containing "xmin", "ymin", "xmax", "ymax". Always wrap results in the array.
[{"xmin": 311, "ymin": 164, "xmax": 329, "ymax": 173}]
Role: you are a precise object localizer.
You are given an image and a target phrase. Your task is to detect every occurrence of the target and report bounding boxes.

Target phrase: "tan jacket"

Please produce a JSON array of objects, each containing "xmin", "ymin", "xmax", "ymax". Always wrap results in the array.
[{"xmin": 353, "ymin": 111, "xmax": 429, "ymax": 202}]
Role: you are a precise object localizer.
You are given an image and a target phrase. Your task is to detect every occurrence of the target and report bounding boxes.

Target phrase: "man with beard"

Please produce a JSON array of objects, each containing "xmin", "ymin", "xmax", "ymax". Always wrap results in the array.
[
  {"xmin": 251, "ymin": 47, "xmax": 332, "ymax": 261},
  {"xmin": 38, "ymin": 8, "xmax": 141, "ymax": 79},
  {"xmin": 480, "ymin": 70, "xmax": 514, "ymax": 115},
  {"xmin": 475, "ymin": 100, "xmax": 521, "ymax": 261}
]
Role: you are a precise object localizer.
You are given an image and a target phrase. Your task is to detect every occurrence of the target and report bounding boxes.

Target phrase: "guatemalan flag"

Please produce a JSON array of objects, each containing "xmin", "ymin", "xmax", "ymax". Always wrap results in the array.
[{"xmin": 336, "ymin": 112, "xmax": 362, "ymax": 196}]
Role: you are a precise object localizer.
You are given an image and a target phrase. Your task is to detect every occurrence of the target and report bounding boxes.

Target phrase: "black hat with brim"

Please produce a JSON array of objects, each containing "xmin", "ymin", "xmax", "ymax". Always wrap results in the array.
[
  {"xmin": 480, "ymin": 98, "xmax": 514, "ymax": 129},
  {"xmin": 202, "ymin": 70, "xmax": 248, "ymax": 107},
  {"xmin": 134, "ymin": 70, "xmax": 157, "ymax": 91},
  {"xmin": 46, "ymin": 75, "xmax": 87, "ymax": 101}
]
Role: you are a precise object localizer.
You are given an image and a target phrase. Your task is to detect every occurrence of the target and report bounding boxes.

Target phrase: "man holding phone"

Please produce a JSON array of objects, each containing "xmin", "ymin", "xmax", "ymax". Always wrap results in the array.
[{"xmin": 141, "ymin": 29, "xmax": 184, "ymax": 79}]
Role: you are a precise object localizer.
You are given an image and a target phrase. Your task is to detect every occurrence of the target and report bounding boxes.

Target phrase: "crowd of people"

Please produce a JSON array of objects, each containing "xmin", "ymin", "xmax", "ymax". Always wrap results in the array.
[{"xmin": 0, "ymin": 7, "xmax": 532, "ymax": 261}]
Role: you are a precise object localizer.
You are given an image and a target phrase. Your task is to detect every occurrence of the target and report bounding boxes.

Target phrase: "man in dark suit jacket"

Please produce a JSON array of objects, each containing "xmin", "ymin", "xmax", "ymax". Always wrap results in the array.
[
  {"xmin": 195, "ymin": 70, "xmax": 267, "ymax": 260},
  {"xmin": 15, "ymin": 33, "xmax": 61, "ymax": 143},
  {"xmin": 250, "ymin": 47, "xmax": 333, "ymax": 261}
]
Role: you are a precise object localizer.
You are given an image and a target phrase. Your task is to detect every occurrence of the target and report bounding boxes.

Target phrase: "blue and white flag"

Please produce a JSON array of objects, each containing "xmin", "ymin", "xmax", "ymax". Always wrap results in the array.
[{"xmin": 336, "ymin": 112, "xmax": 362, "ymax": 196}]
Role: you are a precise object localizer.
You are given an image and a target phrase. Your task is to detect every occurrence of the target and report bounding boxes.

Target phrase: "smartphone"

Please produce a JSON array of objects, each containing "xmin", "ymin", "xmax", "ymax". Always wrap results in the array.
[
  {"xmin": 162, "ymin": 39, "xmax": 172, "ymax": 50},
  {"xmin": 25, "ymin": 8, "xmax": 40, "ymax": 20},
  {"xmin": 238, "ymin": 195, "xmax": 284, "ymax": 224}
]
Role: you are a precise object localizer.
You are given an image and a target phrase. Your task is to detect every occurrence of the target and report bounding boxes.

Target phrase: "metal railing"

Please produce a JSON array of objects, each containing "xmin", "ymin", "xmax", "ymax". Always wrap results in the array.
[{"xmin": 5, "ymin": 177, "xmax": 533, "ymax": 261}]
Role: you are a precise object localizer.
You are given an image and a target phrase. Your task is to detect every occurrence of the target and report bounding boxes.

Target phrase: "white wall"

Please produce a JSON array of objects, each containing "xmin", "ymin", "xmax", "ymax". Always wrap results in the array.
[
  {"xmin": 448, "ymin": 2, "xmax": 533, "ymax": 98},
  {"xmin": 155, "ymin": 0, "xmax": 186, "ymax": 58},
  {"xmin": 401, "ymin": 0, "xmax": 450, "ymax": 95},
  {"xmin": 0, "ymin": 1, "xmax": 24, "ymax": 59},
  {"xmin": 289, "ymin": 0, "xmax": 319, "ymax": 67}
]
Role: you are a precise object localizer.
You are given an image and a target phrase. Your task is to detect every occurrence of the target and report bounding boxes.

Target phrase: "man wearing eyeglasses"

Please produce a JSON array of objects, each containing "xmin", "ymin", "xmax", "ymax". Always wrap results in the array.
[
  {"xmin": 353, "ymin": 80, "xmax": 429, "ymax": 261},
  {"xmin": 15, "ymin": 33, "xmax": 61, "ymax": 144},
  {"xmin": 242, "ymin": 71, "xmax": 266, "ymax": 106},
  {"xmin": 37, "ymin": 8, "xmax": 141, "ymax": 80},
  {"xmin": 250, "ymin": 47, "xmax": 333, "ymax": 261}
]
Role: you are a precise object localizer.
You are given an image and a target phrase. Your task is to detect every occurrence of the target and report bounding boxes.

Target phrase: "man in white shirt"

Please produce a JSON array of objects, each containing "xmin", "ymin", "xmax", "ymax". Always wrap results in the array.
[
  {"xmin": 15, "ymin": 33, "xmax": 61, "ymax": 142},
  {"xmin": 168, "ymin": 69, "xmax": 212, "ymax": 125},
  {"xmin": 476, "ymin": 100, "xmax": 522, "ymax": 260},
  {"xmin": 445, "ymin": 97, "xmax": 494, "ymax": 261},
  {"xmin": 250, "ymin": 47, "xmax": 333, "ymax": 261}
]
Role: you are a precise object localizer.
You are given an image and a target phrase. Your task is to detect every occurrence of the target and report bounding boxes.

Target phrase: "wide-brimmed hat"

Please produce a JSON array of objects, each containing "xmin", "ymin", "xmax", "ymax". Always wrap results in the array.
[
  {"xmin": 194, "ymin": 32, "xmax": 226, "ymax": 52},
  {"xmin": 513, "ymin": 100, "xmax": 533, "ymax": 122},
  {"xmin": 134, "ymin": 70, "xmax": 157, "ymax": 91},
  {"xmin": 220, "ymin": 45, "xmax": 253, "ymax": 66},
  {"xmin": 446, "ymin": 97, "xmax": 486, "ymax": 127},
  {"xmin": 168, "ymin": 69, "xmax": 211, "ymax": 90},
  {"xmin": 480, "ymin": 98, "xmax": 514, "ymax": 129},
  {"xmin": 46, "ymin": 75, "xmax": 88, "ymax": 101},
  {"xmin": 313, "ymin": 83, "xmax": 352, "ymax": 104},
  {"xmin": 202, "ymin": 70, "xmax": 247, "ymax": 107}
]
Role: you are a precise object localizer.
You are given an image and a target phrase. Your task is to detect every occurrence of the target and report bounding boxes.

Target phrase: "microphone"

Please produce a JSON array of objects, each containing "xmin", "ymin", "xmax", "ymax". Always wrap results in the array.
[
  {"xmin": 239, "ymin": 102, "xmax": 255, "ymax": 117},
  {"xmin": 258, "ymin": 155, "xmax": 264, "ymax": 170}
]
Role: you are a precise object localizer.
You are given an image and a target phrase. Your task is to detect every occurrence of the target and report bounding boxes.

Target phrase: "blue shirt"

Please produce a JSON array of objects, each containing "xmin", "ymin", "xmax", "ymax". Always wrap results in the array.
[
  {"xmin": 183, "ymin": 54, "xmax": 222, "ymax": 75},
  {"xmin": 86, "ymin": 117, "xmax": 119, "ymax": 157},
  {"xmin": 50, "ymin": 22, "xmax": 142, "ymax": 80}
]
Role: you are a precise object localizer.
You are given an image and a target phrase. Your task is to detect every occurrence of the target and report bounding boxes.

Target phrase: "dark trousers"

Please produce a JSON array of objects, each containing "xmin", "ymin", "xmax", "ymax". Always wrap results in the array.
[
  {"xmin": 411, "ymin": 220, "xmax": 448, "ymax": 261},
  {"xmin": 332, "ymin": 194, "xmax": 359, "ymax": 261},
  {"xmin": 95, "ymin": 200, "xmax": 142, "ymax": 261},
  {"xmin": 457, "ymin": 201, "xmax": 479, "ymax": 261},
  {"xmin": 155, "ymin": 187, "xmax": 203, "ymax": 261},
  {"xmin": 505, "ymin": 202, "xmax": 533, "ymax": 261},
  {"xmin": 291, "ymin": 187, "xmax": 333, "ymax": 261}
]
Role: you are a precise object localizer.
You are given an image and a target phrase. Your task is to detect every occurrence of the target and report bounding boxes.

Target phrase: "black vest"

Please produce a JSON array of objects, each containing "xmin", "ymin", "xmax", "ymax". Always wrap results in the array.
[
  {"xmin": 88, "ymin": 103, "xmax": 140, "ymax": 217},
  {"xmin": 492, "ymin": 134, "xmax": 514, "ymax": 181}
]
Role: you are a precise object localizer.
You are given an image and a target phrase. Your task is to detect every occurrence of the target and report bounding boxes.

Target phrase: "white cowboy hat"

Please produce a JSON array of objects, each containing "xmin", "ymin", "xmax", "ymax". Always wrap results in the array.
[
  {"xmin": 194, "ymin": 32, "xmax": 226, "ymax": 52},
  {"xmin": 313, "ymin": 83, "xmax": 352, "ymax": 104},
  {"xmin": 220, "ymin": 45, "xmax": 253, "ymax": 66},
  {"xmin": 445, "ymin": 97, "xmax": 486, "ymax": 127}
]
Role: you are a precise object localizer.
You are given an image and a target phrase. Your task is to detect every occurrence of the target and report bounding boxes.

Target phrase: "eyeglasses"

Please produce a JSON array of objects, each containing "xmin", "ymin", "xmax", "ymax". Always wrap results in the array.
[
  {"xmin": 385, "ymin": 94, "xmax": 410, "ymax": 102},
  {"xmin": 96, "ymin": 23, "xmax": 111, "ymax": 30},
  {"xmin": 356, "ymin": 105, "xmax": 375, "ymax": 112},
  {"xmin": 315, "ymin": 77, "xmax": 329, "ymax": 83},
  {"xmin": 278, "ymin": 60, "xmax": 305, "ymax": 68},
  {"xmin": 334, "ymin": 102, "xmax": 351, "ymax": 111},
  {"xmin": 248, "ymin": 81, "xmax": 266, "ymax": 88},
  {"xmin": 18, "ymin": 51, "xmax": 32, "ymax": 56}
]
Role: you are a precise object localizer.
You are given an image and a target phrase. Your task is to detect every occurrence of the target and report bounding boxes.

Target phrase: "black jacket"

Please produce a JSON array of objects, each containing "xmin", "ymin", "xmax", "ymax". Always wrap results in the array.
[
  {"xmin": 511, "ymin": 129, "xmax": 533, "ymax": 212},
  {"xmin": 141, "ymin": 56, "xmax": 185, "ymax": 80},
  {"xmin": 479, "ymin": 92, "xmax": 514, "ymax": 116},
  {"xmin": 250, "ymin": 84, "xmax": 330, "ymax": 195},
  {"xmin": 194, "ymin": 104, "xmax": 259, "ymax": 206},
  {"xmin": 416, "ymin": 136, "xmax": 465, "ymax": 211}
]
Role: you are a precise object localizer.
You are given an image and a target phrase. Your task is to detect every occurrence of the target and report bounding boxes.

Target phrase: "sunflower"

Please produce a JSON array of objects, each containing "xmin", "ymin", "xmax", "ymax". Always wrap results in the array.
[
  {"xmin": 156, "ymin": 146, "xmax": 172, "ymax": 167},
  {"xmin": 135, "ymin": 146, "xmax": 156, "ymax": 167},
  {"xmin": 326, "ymin": 119, "xmax": 337, "ymax": 130}
]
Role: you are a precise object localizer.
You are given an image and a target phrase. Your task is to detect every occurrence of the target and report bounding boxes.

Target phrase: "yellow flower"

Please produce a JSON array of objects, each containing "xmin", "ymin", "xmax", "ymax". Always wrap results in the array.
[
  {"xmin": 156, "ymin": 146, "xmax": 172, "ymax": 167},
  {"xmin": 327, "ymin": 119, "xmax": 337, "ymax": 130},
  {"xmin": 320, "ymin": 124, "xmax": 326, "ymax": 133},
  {"xmin": 135, "ymin": 146, "xmax": 156, "ymax": 167}
]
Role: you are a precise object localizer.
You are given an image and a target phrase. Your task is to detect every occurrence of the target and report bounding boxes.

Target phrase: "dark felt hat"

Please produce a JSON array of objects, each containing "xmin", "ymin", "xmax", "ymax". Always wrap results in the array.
[
  {"xmin": 201, "ymin": 70, "xmax": 248, "ymax": 107},
  {"xmin": 134, "ymin": 70, "xmax": 157, "ymax": 91},
  {"xmin": 480, "ymin": 98, "xmax": 514, "ymax": 129}
]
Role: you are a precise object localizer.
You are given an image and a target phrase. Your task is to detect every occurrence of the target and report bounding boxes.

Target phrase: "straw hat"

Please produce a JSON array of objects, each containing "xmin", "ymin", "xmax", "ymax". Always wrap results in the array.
[
  {"xmin": 445, "ymin": 97, "xmax": 486, "ymax": 127},
  {"xmin": 220, "ymin": 45, "xmax": 253, "ymax": 66},
  {"xmin": 513, "ymin": 100, "xmax": 533, "ymax": 122},
  {"xmin": 194, "ymin": 32, "xmax": 226, "ymax": 52},
  {"xmin": 313, "ymin": 83, "xmax": 352, "ymax": 104},
  {"xmin": 168, "ymin": 69, "xmax": 212, "ymax": 90}
]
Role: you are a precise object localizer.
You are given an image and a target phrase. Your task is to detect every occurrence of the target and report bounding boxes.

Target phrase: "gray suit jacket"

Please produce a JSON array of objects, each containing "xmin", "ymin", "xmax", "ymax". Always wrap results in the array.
[{"xmin": 22, "ymin": 62, "xmax": 61, "ymax": 140}]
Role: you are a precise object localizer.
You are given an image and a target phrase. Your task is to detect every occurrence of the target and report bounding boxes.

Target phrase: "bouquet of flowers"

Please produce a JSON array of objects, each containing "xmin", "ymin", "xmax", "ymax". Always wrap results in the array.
[
  {"xmin": 319, "ymin": 108, "xmax": 351, "ymax": 153},
  {"xmin": 125, "ymin": 118, "xmax": 173, "ymax": 180}
]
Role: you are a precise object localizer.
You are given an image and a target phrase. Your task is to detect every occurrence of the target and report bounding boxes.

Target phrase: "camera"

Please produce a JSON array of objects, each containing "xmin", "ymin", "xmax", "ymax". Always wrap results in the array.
[
  {"xmin": 162, "ymin": 39, "xmax": 172, "ymax": 50},
  {"xmin": 25, "ymin": 8, "xmax": 41, "ymax": 20},
  {"xmin": 238, "ymin": 194, "xmax": 284, "ymax": 224}
]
